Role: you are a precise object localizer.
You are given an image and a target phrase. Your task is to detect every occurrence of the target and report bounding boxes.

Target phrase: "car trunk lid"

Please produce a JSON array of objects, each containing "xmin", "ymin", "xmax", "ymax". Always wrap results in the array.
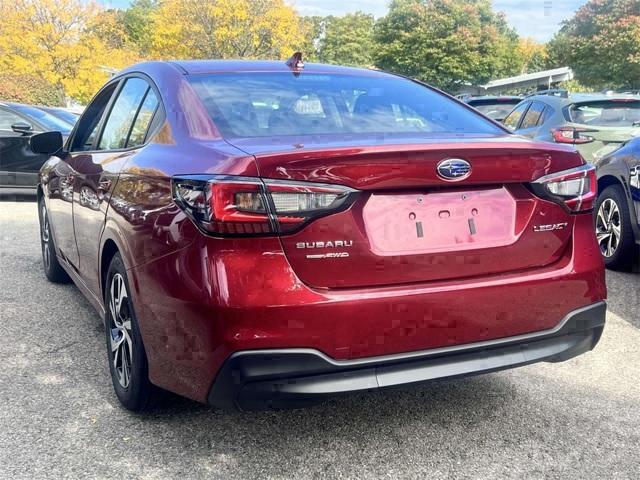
[{"xmin": 228, "ymin": 135, "xmax": 584, "ymax": 288}]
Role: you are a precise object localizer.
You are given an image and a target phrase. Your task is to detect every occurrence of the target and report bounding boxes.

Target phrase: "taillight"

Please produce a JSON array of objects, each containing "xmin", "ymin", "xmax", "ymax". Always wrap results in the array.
[
  {"xmin": 530, "ymin": 164, "xmax": 597, "ymax": 213},
  {"xmin": 172, "ymin": 175, "xmax": 358, "ymax": 236},
  {"xmin": 551, "ymin": 127, "xmax": 596, "ymax": 144}
]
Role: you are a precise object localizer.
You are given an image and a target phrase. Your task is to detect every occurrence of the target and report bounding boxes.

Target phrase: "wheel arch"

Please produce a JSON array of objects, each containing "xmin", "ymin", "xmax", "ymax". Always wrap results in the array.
[
  {"xmin": 598, "ymin": 172, "xmax": 639, "ymax": 240},
  {"xmin": 99, "ymin": 218, "xmax": 135, "ymax": 303},
  {"xmin": 597, "ymin": 174, "xmax": 624, "ymax": 195},
  {"xmin": 101, "ymin": 239, "xmax": 120, "ymax": 300}
]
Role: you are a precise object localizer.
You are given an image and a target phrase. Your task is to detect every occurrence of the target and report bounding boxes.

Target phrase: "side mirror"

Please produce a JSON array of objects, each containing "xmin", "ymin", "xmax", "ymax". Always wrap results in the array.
[
  {"xmin": 11, "ymin": 121, "xmax": 33, "ymax": 135},
  {"xmin": 30, "ymin": 131, "xmax": 64, "ymax": 155}
]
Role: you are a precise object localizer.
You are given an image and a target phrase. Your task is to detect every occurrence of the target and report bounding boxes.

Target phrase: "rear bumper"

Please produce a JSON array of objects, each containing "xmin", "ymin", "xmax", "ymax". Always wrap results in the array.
[
  {"xmin": 208, "ymin": 301, "xmax": 606, "ymax": 411},
  {"xmin": 131, "ymin": 214, "xmax": 606, "ymax": 404}
]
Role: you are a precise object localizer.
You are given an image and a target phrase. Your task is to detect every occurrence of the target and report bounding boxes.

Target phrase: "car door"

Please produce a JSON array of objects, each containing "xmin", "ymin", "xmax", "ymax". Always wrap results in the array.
[
  {"xmin": 45, "ymin": 82, "xmax": 121, "ymax": 269},
  {"xmin": 629, "ymin": 140, "xmax": 640, "ymax": 226},
  {"xmin": 71, "ymin": 75, "xmax": 160, "ymax": 296},
  {"xmin": 0, "ymin": 107, "xmax": 46, "ymax": 190},
  {"xmin": 514, "ymin": 101, "xmax": 546, "ymax": 138}
]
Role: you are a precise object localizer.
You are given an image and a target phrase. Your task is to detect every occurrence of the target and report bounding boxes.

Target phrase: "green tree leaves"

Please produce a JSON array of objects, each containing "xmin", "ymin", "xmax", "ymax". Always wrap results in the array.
[
  {"xmin": 548, "ymin": 0, "xmax": 640, "ymax": 89},
  {"xmin": 3, "ymin": 0, "xmax": 637, "ymax": 103},
  {"xmin": 313, "ymin": 13, "xmax": 377, "ymax": 67},
  {"xmin": 373, "ymin": 0, "xmax": 521, "ymax": 91}
]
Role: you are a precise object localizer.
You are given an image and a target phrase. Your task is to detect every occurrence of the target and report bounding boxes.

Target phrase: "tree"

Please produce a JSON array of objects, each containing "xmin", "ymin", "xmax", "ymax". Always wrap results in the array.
[
  {"xmin": 516, "ymin": 38, "xmax": 549, "ymax": 74},
  {"xmin": 89, "ymin": 9, "xmax": 130, "ymax": 51},
  {"xmin": 0, "ymin": 0, "xmax": 140, "ymax": 103},
  {"xmin": 123, "ymin": 0, "xmax": 158, "ymax": 56},
  {"xmin": 299, "ymin": 15, "xmax": 325, "ymax": 62},
  {"xmin": 547, "ymin": 0, "xmax": 640, "ymax": 89},
  {"xmin": 374, "ymin": 0, "xmax": 522, "ymax": 91},
  {"xmin": 0, "ymin": 74, "xmax": 64, "ymax": 106},
  {"xmin": 558, "ymin": 79, "xmax": 596, "ymax": 93},
  {"xmin": 150, "ymin": 0, "xmax": 305, "ymax": 60},
  {"xmin": 309, "ymin": 12, "xmax": 376, "ymax": 67}
]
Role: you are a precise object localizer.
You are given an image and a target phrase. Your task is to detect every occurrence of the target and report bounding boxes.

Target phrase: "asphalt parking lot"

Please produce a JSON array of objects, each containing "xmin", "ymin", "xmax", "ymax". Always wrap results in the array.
[{"xmin": 0, "ymin": 199, "xmax": 638, "ymax": 480}]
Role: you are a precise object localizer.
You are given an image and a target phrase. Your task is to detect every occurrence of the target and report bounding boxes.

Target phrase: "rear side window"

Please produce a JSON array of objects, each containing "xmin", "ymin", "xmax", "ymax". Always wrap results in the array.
[
  {"xmin": 467, "ymin": 100, "xmax": 520, "ymax": 121},
  {"xmin": 127, "ymin": 89, "xmax": 159, "ymax": 147},
  {"xmin": 188, "ymin": 73, "xmax": 504, "ymax": 138},
  {"xmin": 568, "ymin": 100, "xmax": 640, "ymax": 127},
  {"xmin": 519, "ymin": 101, "xmax": 546, "ymax": 129},
  {"xmin": 503, "ymin": 102, "xmax": 529, "ymax": 130},
  {"xmin": 98, "ymin": 78, "xmax": 150, "ymax": 150},
  {"xmin": 539, "ymin": 106, "xmax": 553, "ymax": 125}
]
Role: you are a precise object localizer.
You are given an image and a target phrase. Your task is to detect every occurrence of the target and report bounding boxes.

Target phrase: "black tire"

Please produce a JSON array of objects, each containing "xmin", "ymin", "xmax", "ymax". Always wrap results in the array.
[
  {"xmin": 104, "ymin": 253, "xmax": 153, "ymax": 411},
  {"xmin": 594, "ymin": 185, "xmax": 637, "ymax": 271},
  {"xmin": 38, "ymin": 199, "xmax": 70, "ymax": 283}
]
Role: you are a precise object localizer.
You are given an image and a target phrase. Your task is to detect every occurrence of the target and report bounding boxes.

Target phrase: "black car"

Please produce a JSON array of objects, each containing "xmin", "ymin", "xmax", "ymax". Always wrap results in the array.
[
  {"xmin": 39, "ymin": 106, "xmax": 80, "ymax": 126},
  {"xmin": 0, "ymin": 102, "xmax": 73, "ymax": 192},
  {"xmin": 462, "ymin": 95, "xmax": 522, "ymax": 122},
  {"xmin": 594, "ymin": 136, "xmax": 640, "ymax": 270}
]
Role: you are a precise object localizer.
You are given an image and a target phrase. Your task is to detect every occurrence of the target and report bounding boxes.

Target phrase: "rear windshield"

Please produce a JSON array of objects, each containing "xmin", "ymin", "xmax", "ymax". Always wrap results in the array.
[
  {"xmin": 468, "ymin": 100, "xmax": 520, "ymax": 120},
  {"xmin": 188, "ymin": 73, "xmax": 503, "ymax": 138},
  {"xmin": 568, "ymin": 100, "xmax": 640, "ymax": 127}
]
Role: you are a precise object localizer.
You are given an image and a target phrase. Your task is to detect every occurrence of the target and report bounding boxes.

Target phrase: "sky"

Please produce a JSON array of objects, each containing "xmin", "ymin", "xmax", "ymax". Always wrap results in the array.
[
  {"xmin": 288, "ymin": 0, "xmax": 587, "ymax": 41},
  {"xmin": 103, "ymin": 0, "xmax": 588, "ymax": 42}
]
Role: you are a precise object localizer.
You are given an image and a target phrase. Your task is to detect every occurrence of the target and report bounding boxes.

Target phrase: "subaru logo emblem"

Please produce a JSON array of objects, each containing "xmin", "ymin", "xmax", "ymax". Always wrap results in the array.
[{"xmin": 437, "ymin": 158, "xmax": 472, "ymax": 181}]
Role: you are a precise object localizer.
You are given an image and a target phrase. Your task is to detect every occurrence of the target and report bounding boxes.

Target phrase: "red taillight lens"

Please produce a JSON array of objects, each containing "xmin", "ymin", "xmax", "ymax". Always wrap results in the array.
[
  {"xmin": 172, "ymin": 175, "xmax": 357, "ymax": 236},
  {"xmin": 531, "ymin": 164, "xmax": 597, "ymax": 213},
  {"xmin": 551, "ymin": 127, "xmax": 596, "ymax": 144},
  {"xmin": 209, "ymin": 180, "xmax": 272, "ymax": 234}
]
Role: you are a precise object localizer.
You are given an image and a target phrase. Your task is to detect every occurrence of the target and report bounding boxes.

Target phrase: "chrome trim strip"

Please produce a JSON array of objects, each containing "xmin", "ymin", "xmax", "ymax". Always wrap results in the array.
[
  {"xmin": 532, "ymin": 163, "xmax": 594, "ymax": 184},
  {"xmin": 229, "ymin": 302, "xmax": 606, "ymax": 368}
]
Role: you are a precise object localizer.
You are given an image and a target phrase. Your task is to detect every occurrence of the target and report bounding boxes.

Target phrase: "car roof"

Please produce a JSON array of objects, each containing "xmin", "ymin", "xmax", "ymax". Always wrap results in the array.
[
  {"xmin": 466, "ymin": 95, "xmax": 521, "ymax": 102},
  {"xmin": 524, "ymin": 92, "xmax": 640, "ymax": 106},
  {"xmin": 124, "ymin": 59, "xmax": 390, "ymax": 78},
  {"xmin": 1, "ymin": 101, "xmax": 31, "ymax": 109},
  {"xmin": 0, "ymin": 101, "xmax": 74, "ymax": 115}
]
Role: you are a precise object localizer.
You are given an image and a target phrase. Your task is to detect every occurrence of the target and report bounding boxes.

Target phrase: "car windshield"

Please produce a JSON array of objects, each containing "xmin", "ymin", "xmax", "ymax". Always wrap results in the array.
[
  {"xmin": 568, "ymin": 100, "xmax": 640, "ymax": 127},
  {"xmin": 41, "ymin": 107, "xmax": 79, "ymax": 125},
  {"xmin": 10, "ymin": 104, "xmax": 73, "ymax": 133},
  {"xmin": 188, "ymin": 72, "xmax": 504, "ymax": 138},
  {"xmin": 469, "ymin": 101, "xmax": 520, "ymax": 121}
]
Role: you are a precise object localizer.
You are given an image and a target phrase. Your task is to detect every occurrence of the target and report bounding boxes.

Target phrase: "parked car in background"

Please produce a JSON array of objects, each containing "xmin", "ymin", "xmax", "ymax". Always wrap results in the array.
[
  {"xmin": 33, "ymin": 59, "xmax": 605, "ymax": 412},
  {"xmin": 462, "ymin": 95, "xmax": 522, "ymax": 122},
  {"xmin": 0, "ymin": 101, "xmax": 73, "ymax": 192},
  {"xmin": 594, "ymin": 136, "xmax": 640, "ymax": 270},
  {"xmin": 39, "ymin": 106, "xmax": 80, "ymax": 126},
  {"xmin": 504, "ymin": 91, "xmax": 640, "ymax": 162}
]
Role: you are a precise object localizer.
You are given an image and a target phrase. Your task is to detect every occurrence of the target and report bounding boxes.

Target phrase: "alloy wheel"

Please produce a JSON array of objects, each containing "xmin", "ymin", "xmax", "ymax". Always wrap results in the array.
[
  {"xmin": 41, "ymin": 204, "xmax": 51, "ymax": 270},
  {"xmin": 109, "ymin": 273, "xmax": 133, "ymax": 389},
  {"xmin": 595, "ymin": 198, "xmax": 621, "ymax": 258}
]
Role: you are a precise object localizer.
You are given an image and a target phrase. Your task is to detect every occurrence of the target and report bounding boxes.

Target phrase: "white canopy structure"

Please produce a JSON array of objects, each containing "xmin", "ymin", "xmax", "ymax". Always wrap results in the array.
[{"xmin": 459, "ymin": 67, "xmax": 574, "ymax": 95}]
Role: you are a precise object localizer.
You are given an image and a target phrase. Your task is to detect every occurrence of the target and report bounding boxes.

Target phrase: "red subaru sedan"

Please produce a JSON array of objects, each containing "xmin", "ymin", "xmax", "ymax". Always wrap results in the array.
[{"xmin": 32, "ymin": 59, "xmax": 606, "ymax": 411}]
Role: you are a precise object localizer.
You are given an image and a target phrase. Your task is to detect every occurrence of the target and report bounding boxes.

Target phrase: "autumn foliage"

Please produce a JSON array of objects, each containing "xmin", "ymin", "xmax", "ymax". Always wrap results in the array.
[
  {"xmin": 0, "ymin": 0, "xmax": 637, "ymax": 105},
  {"xmin": 0, "ymin": 0, "xmax": 140, "ymax": 104},
  {"xmin": 548, "ymin": 0, "xmax": 640, "ymax": 89},
  {"xmin": 149, "ymin": 0, "xmax": 304, "ymax": 59}
]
